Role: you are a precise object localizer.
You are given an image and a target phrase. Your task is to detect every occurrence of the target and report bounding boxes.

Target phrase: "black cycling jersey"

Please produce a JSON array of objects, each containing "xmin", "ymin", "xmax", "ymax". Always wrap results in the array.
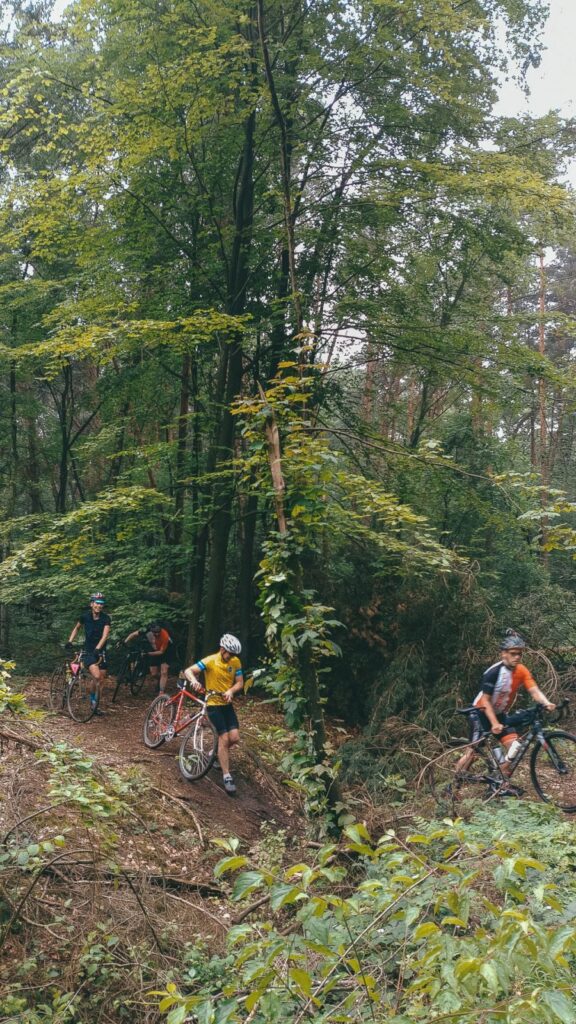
[{"xmin": 79, "ymin": 609, "xmax": 111, "ymax": 652}]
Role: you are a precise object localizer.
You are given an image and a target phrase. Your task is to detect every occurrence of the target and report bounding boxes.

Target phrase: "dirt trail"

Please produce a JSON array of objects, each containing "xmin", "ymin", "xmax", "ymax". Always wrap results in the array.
[{"xmin": 23, "ymin": 677, "xmax": 299, "ymax": 846}]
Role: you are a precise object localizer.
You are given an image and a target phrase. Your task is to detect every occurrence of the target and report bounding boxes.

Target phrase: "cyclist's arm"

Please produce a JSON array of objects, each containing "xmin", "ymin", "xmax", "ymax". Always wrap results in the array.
[
  {"xmin": 475, "ymin": 694, "xmax": 504, "ymax": 733},
  {"xmin": 124, "ymin": 629, "xmax": 140, "ymax": 644},
  {"xmin": 94, "ymin": 623, "xmax": 110, "ymax": 653},
  {"xmin": 224, "ymin": 669, "xmax": 244, "ymax": 702},
  {"xmin": 527, "ymin": 684, "xmax": 555, "ymax": 711},
  {"xmin": 184, "ymin": 664, "xmax": 203, "ymax": 689},
  {"xmin": 68, "ymin": 621, "xmax": 82, "ymax": 644}
]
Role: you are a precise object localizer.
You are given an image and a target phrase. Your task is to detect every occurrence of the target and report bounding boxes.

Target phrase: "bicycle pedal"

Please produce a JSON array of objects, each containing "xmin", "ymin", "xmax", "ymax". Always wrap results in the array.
[{"xmin": 494, "ymin": 783, "xmax": 524, "ymax": 798}]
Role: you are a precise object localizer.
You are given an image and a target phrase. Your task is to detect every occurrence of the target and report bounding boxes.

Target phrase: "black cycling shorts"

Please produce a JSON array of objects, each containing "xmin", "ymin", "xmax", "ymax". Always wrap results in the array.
[
  {"xmin": 469, "ymin": 708, "xmax": 520, "ymax": 742},
  {"xmin": 208, "ymin": 704, "xmax": 239, "ymax": 735},
  {"xmin": 82, "ymin": 649, "xmax": 107, "ymax": 670},
  {"xmin": 147, "ymin": 647, "xmax": 177, "ymax": 667},
  {"xmin": 147, "ymin": 652, "xmax": 171, "ymax": 667}
]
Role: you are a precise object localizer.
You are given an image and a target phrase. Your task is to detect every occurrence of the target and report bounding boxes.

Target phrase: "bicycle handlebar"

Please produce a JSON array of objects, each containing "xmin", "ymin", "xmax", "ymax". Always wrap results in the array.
[
  {"xmin": 550, "ymin": 697, "xmax": 570, "ymax": 724},
  {"xmin": 457, "ymin": 699, "xmax": 569, "ymax": 728},
  {"xmin": 177, "ymin": 679, "xmax": 224, "ymax": 699}
]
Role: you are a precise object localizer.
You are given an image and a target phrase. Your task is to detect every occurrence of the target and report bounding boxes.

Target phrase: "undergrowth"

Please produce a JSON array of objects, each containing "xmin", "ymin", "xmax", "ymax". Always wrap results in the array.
[
  {"xmin": 2, "ymin": 671, "xmax": 576, "ymax": 1023},
  {"xmin": 155, "ymin": 802, "xmax": 576, "ymax": 1024}
]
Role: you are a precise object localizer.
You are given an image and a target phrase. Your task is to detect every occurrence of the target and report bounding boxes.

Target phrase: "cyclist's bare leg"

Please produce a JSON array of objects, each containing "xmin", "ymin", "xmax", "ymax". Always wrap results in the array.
[
  {"xmin": 455, "ymin": 748, "xmax": 477, "ymax": 773},
  {"xmin": 149, "ymin": 660, "xmax": 168, "ymax": 692},
  {"xmin": 88, "ymin": 663, "xmax": 102, "ymax": 702},
  {"xmin": 159, "ymin": 661, "xmax": 169, "ymax": 693},
  {"xmin": 499, "ymin": 735, "xmax": 516, "ymax": 776},
  {"xmin": 218, "ymin": 728, "xmax": 240, "ymax": 776}
]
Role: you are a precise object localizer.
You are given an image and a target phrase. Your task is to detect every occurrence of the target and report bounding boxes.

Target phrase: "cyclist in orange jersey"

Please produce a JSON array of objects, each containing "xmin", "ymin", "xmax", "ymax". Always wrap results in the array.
[{"xmin": 456, "ymin": 633, "xmax": 555, "ymax": 775}]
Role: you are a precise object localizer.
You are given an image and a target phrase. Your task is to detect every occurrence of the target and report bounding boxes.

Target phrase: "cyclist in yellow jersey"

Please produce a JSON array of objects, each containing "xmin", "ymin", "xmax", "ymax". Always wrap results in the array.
[{"xmin": 184, "ymin": 633, "xmax": 244, "ymax": 795}]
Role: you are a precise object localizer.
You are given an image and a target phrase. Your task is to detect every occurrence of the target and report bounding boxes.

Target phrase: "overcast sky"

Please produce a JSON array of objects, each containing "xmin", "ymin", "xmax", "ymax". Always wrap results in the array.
[{"xmin": 496, "ymin": 1, "xmax": 575, "ymax": 119}]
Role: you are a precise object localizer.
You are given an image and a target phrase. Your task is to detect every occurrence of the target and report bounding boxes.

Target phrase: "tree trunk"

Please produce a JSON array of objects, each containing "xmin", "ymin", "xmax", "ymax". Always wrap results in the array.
[
  {"xmin": 172, "ymin": 352, "xmax": 191, "ymax": 592},
  {"xmin": 203, "ymin": 101, "xmax": 256, "ymax": 647}
]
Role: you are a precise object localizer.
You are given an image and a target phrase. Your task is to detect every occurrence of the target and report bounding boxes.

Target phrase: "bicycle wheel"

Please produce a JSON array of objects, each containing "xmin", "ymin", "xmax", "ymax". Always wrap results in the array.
[
  {"xmin": 423, "ymin": 747, "xmax": 503, "ymax": 809},
  {"xmin": 67, "ymin": 673, "xmax": 95, "ymax": 723},
  {"xmin": 178, "ymin": 715, "xmax": 218, "ymax": 781},
  {"xmin": 143, "ymin": 694, "xmax": 175, "ymax": 748},
  {"xmin": 129, "ymin": 656, "xmax": 147, "ymax": 697},
  {"xmin": 530, "ymin": 731, "xmax": 576, "ymax": 812},
  {"xmin": 112, "ymin": 657, "xmax": 131, "ymax": 703},
  {"xmin": 49, "ymin": 666, "xmax": 68, "ymax": 711}
]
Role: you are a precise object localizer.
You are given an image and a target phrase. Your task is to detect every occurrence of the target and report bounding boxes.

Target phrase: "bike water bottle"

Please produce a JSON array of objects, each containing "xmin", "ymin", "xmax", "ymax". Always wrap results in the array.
[
  {"xmin": 505, "ymin": 738, "xmax": 522, "ymax": 762},
  {"xmin": 494, "ymin": 746, "xmax": 506, "ymax": 764}
]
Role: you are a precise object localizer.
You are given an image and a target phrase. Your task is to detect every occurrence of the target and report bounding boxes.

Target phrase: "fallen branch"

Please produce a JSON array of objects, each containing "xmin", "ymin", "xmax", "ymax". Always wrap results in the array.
[
  {"xmin": 243, "ymin": 744, "xmax": 286, "ymax": 805},
  {"xmin": 43, "ymin": 864, "xmax": 223, "ymax": 898},
  {"xmin": 0, "ymin": 847, "xmax": 91, "ymax": 952},
  {"xmin": 232, "ymin": 893, "xmax": 270, "ymax": 925},
  {"xmin": 151, "ymin": 786, "xmax": 205, "ymax": 848},
  {"xmin": 0, "ymin": 727, "xmax": 44, "ymax": 751},
  {"xmin": 2, "ymin": 800, "xmax": 68, "ymax": 845},
  {"xmin": 162, "ymin": 890, "xmax": 227, "ymax": 931}
]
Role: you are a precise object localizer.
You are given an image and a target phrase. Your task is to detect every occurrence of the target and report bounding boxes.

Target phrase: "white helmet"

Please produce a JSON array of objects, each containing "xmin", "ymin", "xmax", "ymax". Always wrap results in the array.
[{"xmin": 220, "ymin": 633, "xmax": 242, "ymax": 655}]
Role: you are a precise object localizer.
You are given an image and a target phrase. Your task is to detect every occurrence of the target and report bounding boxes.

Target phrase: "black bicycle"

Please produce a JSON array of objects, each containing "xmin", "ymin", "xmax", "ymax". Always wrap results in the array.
[
  {"xmin": 426, "ymin": 700, "xmax": 576, "ymax": 812},
  {"xmin": 111, "ymin": 641, "xmax": 150, "ymax": 702}
]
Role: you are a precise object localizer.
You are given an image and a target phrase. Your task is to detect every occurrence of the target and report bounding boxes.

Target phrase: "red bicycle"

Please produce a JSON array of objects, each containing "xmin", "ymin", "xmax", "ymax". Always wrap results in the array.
[{"xmin": 142, "ymin": 680, "xmax": 220, "ymax": 781}]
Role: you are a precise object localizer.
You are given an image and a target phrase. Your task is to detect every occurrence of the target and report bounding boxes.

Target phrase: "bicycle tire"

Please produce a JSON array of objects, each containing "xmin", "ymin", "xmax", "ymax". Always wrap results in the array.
[
  {"xmin": 530, "ymin": 730, "xmax": 576, "ymax": 812},
  {"xmin": 112, "ymin": 657, "xmax": 132, "ymax": 703},
  {"xmin": 424, "ymin": 746, "xmax": 504, "ymax": 808},
  {"xmin": 49, "ymin": 666, "xmax": 68, "ymax": 711},
  {"xmin": 129, "ymin": 658, "xmax": 147, "ymax": 697},
  {"xmin": 67, "ymin": 674, "xmax": 95, "ymax": 723},
  {"xmin": 178, "ymin": 715, "xmax": 218, "ymax": 781},
  {"xmin": 143, "ymin": 694, "xmax": 175, "ymax": 748}
]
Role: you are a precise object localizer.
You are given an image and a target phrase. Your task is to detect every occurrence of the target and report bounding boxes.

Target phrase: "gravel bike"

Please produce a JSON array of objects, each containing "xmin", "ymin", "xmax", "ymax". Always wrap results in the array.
[
  {"xmin": 426, "ymin": 699, "xmax": 576, "ymax": 812},
  {"xmin": 142, "ymin": 680, "xmax": 219, "ymax": 782},
  {"xmin": 49, "ymin": 647, "xmax": 99, "ymax": 723},
  {"xmin": 111, "ymin": 641, "xmax": 150, "ymax": 702}
]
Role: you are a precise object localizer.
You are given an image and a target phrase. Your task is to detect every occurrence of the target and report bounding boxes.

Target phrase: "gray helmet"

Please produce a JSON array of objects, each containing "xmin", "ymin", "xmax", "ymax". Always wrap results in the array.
[
  {"xmin": 219, "ymin": 633, "xmax": 242, "ymax": 655},
  {"xmin": 500, "ymin": 634, "xmax": 526, "ymax": 651},
  {"xmin": 90, "ymin": 591, "xmax": 105, "ymax": 604}
]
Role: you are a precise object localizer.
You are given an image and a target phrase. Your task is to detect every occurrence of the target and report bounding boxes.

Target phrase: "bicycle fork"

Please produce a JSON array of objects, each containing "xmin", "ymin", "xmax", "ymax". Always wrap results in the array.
[{"xmin": 536, "ymin": 731, "xmax": 569, "ymax": 774}]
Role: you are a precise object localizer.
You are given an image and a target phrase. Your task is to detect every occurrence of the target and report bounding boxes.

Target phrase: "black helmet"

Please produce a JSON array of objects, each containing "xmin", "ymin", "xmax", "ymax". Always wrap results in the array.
[{"xmin": 148, "ymin": 621, "xmax": 161, "ymax": 633}]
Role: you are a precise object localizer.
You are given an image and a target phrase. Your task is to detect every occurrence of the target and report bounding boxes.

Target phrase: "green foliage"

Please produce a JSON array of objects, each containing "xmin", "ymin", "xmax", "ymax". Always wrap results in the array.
[
  {"xmin": 156, "ymin": 804, "xmax": 576, "ymax": 1023},
  {"xmin": 0, "ymin": 659, "xmax": 28, "ymax": 716},
  {"xmin": 39, "ymin": 742, "xmax": 144, "ymax": 827}
]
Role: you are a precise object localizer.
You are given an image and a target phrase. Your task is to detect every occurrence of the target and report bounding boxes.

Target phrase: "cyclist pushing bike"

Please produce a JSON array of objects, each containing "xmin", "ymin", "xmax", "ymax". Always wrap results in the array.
[
  {"xmin": 123, "ymin": 621, "xmax": 175, "ymax": 694},
  {"xmin": 183, "ymin": 633, "xmax": 244, "ymax": 795},
  {"xmin": 456, "ymin": 631, "xmax": 555, "ymax": 776},
  {"xmin": 67, "ymin": 592, "xmax": 111, "ymax": 717}
]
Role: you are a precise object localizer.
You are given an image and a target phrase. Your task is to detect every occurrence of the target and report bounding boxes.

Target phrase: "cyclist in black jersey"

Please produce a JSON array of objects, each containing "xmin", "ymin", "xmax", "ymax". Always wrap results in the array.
[{"xmin": 67, "ymin": 592, "xmax": 111, "ymax": 716}]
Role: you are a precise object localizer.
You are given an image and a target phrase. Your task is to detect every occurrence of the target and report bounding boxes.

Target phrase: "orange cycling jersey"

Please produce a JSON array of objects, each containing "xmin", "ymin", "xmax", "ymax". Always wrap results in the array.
[
  {"xmin": 151, "ymin": 628, "xmax": 171, "ymax": 654},
  {"xmin": 473, "ymin": 661, "xmax": 537, "ymax": 715}
]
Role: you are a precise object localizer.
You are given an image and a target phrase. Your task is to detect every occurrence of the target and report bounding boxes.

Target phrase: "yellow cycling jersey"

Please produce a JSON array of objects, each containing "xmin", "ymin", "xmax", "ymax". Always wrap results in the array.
[{"xmin": 195, "ymin": 652, "xmax": 243, "ymax": 706}]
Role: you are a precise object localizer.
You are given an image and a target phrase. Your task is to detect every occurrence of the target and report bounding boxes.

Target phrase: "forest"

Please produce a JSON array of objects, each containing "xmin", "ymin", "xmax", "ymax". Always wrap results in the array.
[{"xmin": 2, "ymin": 0, "xmax": 576, "ymax": 1020}]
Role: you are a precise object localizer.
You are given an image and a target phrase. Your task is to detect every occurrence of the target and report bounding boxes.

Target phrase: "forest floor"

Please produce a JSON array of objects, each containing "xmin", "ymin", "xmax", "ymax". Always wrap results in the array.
[
  {"xmin": 0, "ymin": 675, "xmax": 325, "ymax": 1012},
  {"xmin": 12, "ymin": 673, "xmax": 304, "ymax": 856},
  {"xmin": 2, "ymin": 673, "xmax": 576, "ymax": 1021}
]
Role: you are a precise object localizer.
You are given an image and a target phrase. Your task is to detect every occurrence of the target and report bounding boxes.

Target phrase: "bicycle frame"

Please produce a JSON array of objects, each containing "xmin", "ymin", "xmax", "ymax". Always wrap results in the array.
[
  {"xmin": 455, "ymin": 700, "xmax": 571, "ymax": 792},
  {"xmin": 159, "ymin": 684, "xmax": 212, "ymax": 742}
]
